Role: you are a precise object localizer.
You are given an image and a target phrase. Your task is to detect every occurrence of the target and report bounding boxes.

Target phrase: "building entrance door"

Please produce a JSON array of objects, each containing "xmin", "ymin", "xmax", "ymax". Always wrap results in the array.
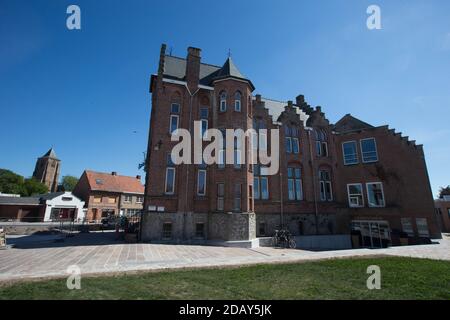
[{"xmin": 351, "ymin": 220, "xmax": 391, "ymax": 248}]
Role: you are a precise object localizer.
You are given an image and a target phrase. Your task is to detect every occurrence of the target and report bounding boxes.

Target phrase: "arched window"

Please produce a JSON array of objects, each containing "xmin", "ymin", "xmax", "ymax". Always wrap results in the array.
[
  {"xmin": 219, "ymin": 91, "xmax": 227, "ymax": 112},
  {"xmin": 315, "ymin": 129, "xmax": 328, "ymax": 157},
  {"xmin": 234, "ymin": 91, "xmax": 241, "ymax": 112}
]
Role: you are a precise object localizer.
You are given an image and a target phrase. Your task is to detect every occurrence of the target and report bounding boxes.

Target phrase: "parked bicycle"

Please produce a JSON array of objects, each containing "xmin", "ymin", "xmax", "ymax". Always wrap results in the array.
[{"xmin": 272, "ymin": 229, "xmax": 296, "ymax": 249}]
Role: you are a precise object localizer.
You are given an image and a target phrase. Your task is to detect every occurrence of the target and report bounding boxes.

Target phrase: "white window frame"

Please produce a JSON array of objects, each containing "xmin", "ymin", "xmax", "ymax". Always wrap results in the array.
[
  {"xmin": 220, "ymin": 94, "xmax": 227, "ymax": 112},
  {"xmin": 197, "ymin": 169, "xmax": 207, "ymax": 196},
  {"xmin": 401, "ymin": 218, "xmax": 414, "ymax": 236},
  {"xmin": 366, "ymin": 182, "xmax": 385, "ymax": 207},
  {"xmin": 136, "ymin": 196, "xmax": 143, "ymax": 204},
  {"xmin": 360, "ymin": 138, "xmax": 379, "ymax": 163},
  {"xmin": 347, "ymin": 183, "xmax": 364, "ymax": 208},
  {"xmin": 234, "ymin": 99, "xmax": 241, "ymax": 112},
  {"xmin": 416, "ymin": 218, "xmax": 430, "ymax": 237},
  {"xmin": 169, "ymin": 114, "xmax": 179, "ymax": 134},
  {"xmin": 124, "ymin": 195, "xmax": 132, "ymax": 203},
  {"xmin": 342, "ymin": 141, "xmax": 358, "ymax": 165},
  {"xmin": 164, "ymin": 167, "xmax": 176, "ymax": 195}
]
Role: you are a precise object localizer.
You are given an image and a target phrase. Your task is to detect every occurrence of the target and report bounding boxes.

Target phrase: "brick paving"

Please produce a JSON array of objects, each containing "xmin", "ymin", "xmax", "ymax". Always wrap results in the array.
[{"xmin": 0, "ymin": 233, "xmax": 449, "ymax": 282}]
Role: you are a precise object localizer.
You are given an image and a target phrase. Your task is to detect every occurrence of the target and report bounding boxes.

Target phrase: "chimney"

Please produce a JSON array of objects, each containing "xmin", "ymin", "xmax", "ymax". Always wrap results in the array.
[
  {"xmin": 186, "ymin": 47, "xmax": 201, "ymax": 92},
  {"xmin": 111, "ymin": 171, "xmax": 117, "ymax": 176},
  {"xmin": 296, "ymin": 95, "xmax": 305, "ymax": 105},
  {"xmin": 136, "ymin": 175, "xmax": 141, "ymax": 180}
]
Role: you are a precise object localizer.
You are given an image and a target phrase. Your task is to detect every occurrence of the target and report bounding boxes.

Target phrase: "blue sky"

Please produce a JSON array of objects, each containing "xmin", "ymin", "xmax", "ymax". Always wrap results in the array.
[{"xmin": 0, "ymin": 0, "xmax": 449, "ymax": 196}]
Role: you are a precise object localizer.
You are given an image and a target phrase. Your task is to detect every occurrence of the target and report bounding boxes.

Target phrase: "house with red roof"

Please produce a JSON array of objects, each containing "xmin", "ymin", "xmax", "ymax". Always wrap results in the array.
[{"xmin": 73, "ymin": 170, "xmax": 144, "ymax": 222}]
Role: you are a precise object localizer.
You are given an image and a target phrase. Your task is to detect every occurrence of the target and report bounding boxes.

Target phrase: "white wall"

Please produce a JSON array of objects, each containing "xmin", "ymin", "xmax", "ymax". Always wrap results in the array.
[{"xmin": 43, "ymin": 192, "xmax": 85, "ymax": 222}]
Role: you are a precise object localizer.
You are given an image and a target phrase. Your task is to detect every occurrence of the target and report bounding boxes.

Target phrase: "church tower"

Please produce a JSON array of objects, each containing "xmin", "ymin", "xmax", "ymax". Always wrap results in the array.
[{"xmin": 32, "ymin": 148, "xmax": 61, "ymax": 193}]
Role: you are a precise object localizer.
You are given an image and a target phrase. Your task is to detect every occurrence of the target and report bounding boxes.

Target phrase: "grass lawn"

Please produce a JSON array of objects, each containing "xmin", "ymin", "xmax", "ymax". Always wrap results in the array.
[{"xmin": 0, "ymin": 257, "xmax": 449, "ymax": 300}]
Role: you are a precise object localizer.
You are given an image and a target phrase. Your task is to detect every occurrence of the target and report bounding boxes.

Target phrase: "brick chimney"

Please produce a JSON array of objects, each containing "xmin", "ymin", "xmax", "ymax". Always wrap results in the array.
[
  {"xmin": 136, "ymin": 175, "xmax": 141, "ymax": 180},
  {"xmin": 186, "ymin": 47, "xmax": 201, "ymax": 93},
  {"xmin": 111, "ymin": 171, "xmax": 117, "ymax": 176}
]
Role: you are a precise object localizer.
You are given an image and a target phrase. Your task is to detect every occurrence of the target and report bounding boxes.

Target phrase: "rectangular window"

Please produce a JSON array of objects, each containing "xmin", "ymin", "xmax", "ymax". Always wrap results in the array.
[
  {"xmin": 401, "ymin": 218, "xmax": 414, "ymax": 236},
  {"xmin": 162, "ymin": 222, "xmax": 172, "ymax": 239},
  {"xmin": 321, "ymin": 142, "xmax": 328, "ymax": 157},
  {"xmin": 218, "ymin": 149, "xmax": 225, "ymax": 169},
  {"xmin": 288, "ymin": 168, "xmax": 303, "ymax": 201},
  {"xmin": 347, "ymin": 183, "xmax": 363, "ymax": 207},
  {"xmin": 234, "ymin": 150, "xmax": 242, "ymax": 169},
  {"xmin": 260, "ymin": 177, "xmax": 269, "ymax": 200},
  {"xmin": 108, "ymin": 197, "xmax": 116, "ymax": 204},
  {"xmin": 234, "ymin": 184, "xmax": 242, "ymax": 211},
  {"xmin": 217, "ymin": 183, "xmax": 224, "ymax": 211},
  {"xmin": 259, "ymin": 132, "xmax": 267, "ymax": 151},
  {"xmin": 165, "ymin": 167, "xmax": 176, "ymax": 194},
  {"xmin": 136, "ymin": 196, "xmax": 143, "ymax": 203},
  {"xmin": 200, "ymin": 108, "xmax": 208, "ymax": 119},
  {"xmin": 292, "ymin": 138, "xmax": 299, "ymax": 154},
  {"xmin": 366, "ymin": 182, "xmax": 385, "ymax": 207},
  {"xmin": 93, "ymin": 196, "xmax": 102, "ymax": 203},
  {"xmin": 169, "ymin": 115, "xmax": 179, "ymax": 134},
  {"xmin": 361, "ymin": 138, "xmax": 378, "ymax": 163},
  {"xmin": 316, "ymin": 141, "xmax": 322, "ymax": 156},
  {"xmin": 416, "ymin": 218, "xmax": 429, "ymax": 237},
  {"xmin": 448, "ymin": 208, "xmax": 450, "ymax": 219},
  {"xmin": 319, "ymin": 171, "xmax": 333, "ymax": 201},
  {"xmin": 259, "ymin": 222, "xmax": 266, "ymax": 236},
  {"xmin": 220, "ymin": 99, "xmax": 227, "ymax": 112},
  {"xmin": 195, "ymin": 223, "xmax": 205, "ymax": 238},
  {"xmin": 235, "ymin": 99, "xmax": 241, "ymax": 112},
  {"xmin": 342, "ymin": 141, "xmax": 358, "ymax": 165},
  {"xmin": 253, "ymin": 177, "xmax": 260, "ymax": 200},
  {"xmin": 171, "ymin": 103, "xmax": 180, "ymax": 114},
  {"xmin": 197, "ymin": 170, "xmax": 206, "ymax": 196},
  {"xmin": 285, "ymin": 137, "xmax": 292, "ymax": 153},
  {"xmin": 124, "ymin": 195, "xmax": 132, "ymax": 203}
]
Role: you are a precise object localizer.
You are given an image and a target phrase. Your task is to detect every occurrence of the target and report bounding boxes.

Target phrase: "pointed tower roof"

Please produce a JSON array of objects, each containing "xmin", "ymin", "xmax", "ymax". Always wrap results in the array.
[
  {"xmin": 213, "ymin": 57, "xmax": 255, "ymax": 91},
  {"xmin": 42, "ymin": 148, "xmax": 58, "ymax": 159}
]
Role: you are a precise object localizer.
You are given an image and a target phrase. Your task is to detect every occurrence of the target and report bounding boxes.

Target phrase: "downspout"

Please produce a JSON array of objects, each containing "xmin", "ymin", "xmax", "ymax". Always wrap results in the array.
[
  {"xmin": 183, "ymin": 85, "xmax": 200, "ymax": 241},
  {"xmin": 306, "ymin": 128, "xmax": 319, "ymax": 235}
]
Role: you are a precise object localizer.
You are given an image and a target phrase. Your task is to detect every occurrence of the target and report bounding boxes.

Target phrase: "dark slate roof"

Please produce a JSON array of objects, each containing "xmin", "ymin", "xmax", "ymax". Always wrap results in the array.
[
  {"xmin": 334, "ymin": 114, "xmax": 374, "ymax": 133},
  {"xmin": 0, "ymin": 196, "xmax": 41, "ymax": 205},
  {"xmin": 38, "ymin": 192, "xmax": 65, "ymax": 201},
  {"xmin": 162, "ymin": 55, "xmax": 254, "ymax": 90},
  {"xmin": 41, "ymin": 148, "xmax": 58, "ymax": 159}
]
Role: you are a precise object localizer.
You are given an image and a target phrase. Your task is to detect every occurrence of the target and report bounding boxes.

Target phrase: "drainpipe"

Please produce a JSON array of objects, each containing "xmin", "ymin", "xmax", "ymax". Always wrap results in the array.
[
  {"xmin": 183, "ymin": 85, "xmax": 200, "ymax": 241},
  {"xmin": 306, "ymin": 128, "xmax": 319, "ymax": 235}
]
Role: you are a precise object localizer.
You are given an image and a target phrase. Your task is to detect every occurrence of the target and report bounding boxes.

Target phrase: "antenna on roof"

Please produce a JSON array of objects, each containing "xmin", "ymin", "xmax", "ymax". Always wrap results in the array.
[
  {"xmin": 169, "ymin": 46, "xmax": 173, "ymax": 56},
  {"xmin": 228, "ymin": 48, "xmax": 231, "ymax": 58}
]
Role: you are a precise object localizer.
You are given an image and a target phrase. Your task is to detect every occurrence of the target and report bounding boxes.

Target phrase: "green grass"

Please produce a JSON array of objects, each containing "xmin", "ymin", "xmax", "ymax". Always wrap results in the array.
[{"xmin": 0, "ymin": 257, "xmax": 449, "ymax": 300}]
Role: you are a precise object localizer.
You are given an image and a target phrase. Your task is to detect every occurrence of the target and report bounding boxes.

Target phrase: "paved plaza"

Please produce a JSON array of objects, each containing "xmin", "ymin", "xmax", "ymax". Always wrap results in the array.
[{"xmin": 0, "ymin": 232, "xmax": 449, "ymax": 283}]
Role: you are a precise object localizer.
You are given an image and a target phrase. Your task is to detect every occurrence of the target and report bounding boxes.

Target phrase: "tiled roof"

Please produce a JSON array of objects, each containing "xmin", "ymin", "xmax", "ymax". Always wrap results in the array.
[
  {"xmin": 0, "ymin": 196, "xmax": 41, "ymax": 205},
  {"xmin": 85, "ymin": 171, "xmax": 144, "ymax": 194}
]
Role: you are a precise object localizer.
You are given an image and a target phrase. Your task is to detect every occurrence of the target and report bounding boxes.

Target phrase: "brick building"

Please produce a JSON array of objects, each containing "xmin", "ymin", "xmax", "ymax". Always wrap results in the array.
[
  {"xmin": 73, "ymin": 170, "xmax": 144, "ymax": 222},
  {"xmin": 32, "ymin": 148, "xmax": 60, "ymax": 193},
  {"xmin": 435, "ymin": 196, "xmax": 450, "ymax": 233},
  {"xmin": 141, "ymin": 44, "xmax": 440, "ymax": 247}
]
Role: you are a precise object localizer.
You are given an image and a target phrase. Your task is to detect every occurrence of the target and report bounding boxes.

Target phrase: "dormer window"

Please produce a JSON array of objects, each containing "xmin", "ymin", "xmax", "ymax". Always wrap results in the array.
[
  {"xmin": 219, "ymin": 92, "xmax": 227, "ymax": 112},
  {"xmin": 234, "ymin": 91, "xmax": 241, "ymax": 112},
  {"xmin": 315, "ymin": 129, "xmax": 328, "ymax": 157}
]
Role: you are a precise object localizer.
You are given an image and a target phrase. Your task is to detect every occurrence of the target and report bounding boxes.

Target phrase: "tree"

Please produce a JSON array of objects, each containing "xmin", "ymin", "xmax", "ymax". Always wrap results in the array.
[
  {"xmin": 0, "ymin": 169, "xmax": 26, "ymax": 195},
  {"xmin": 59, "ymin": 175, "xmax": 79, "ymax": 191},
  {"xmin": 438, "ymin": 186, "xmax": 450, "ymax": 199},
  {"xmin": 0, "ymin": 169, "xmax": 48, "ymax": 196},
  {"xmin": 23, "ymin": 178, "xmax": 48, "ymax": 196}
]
